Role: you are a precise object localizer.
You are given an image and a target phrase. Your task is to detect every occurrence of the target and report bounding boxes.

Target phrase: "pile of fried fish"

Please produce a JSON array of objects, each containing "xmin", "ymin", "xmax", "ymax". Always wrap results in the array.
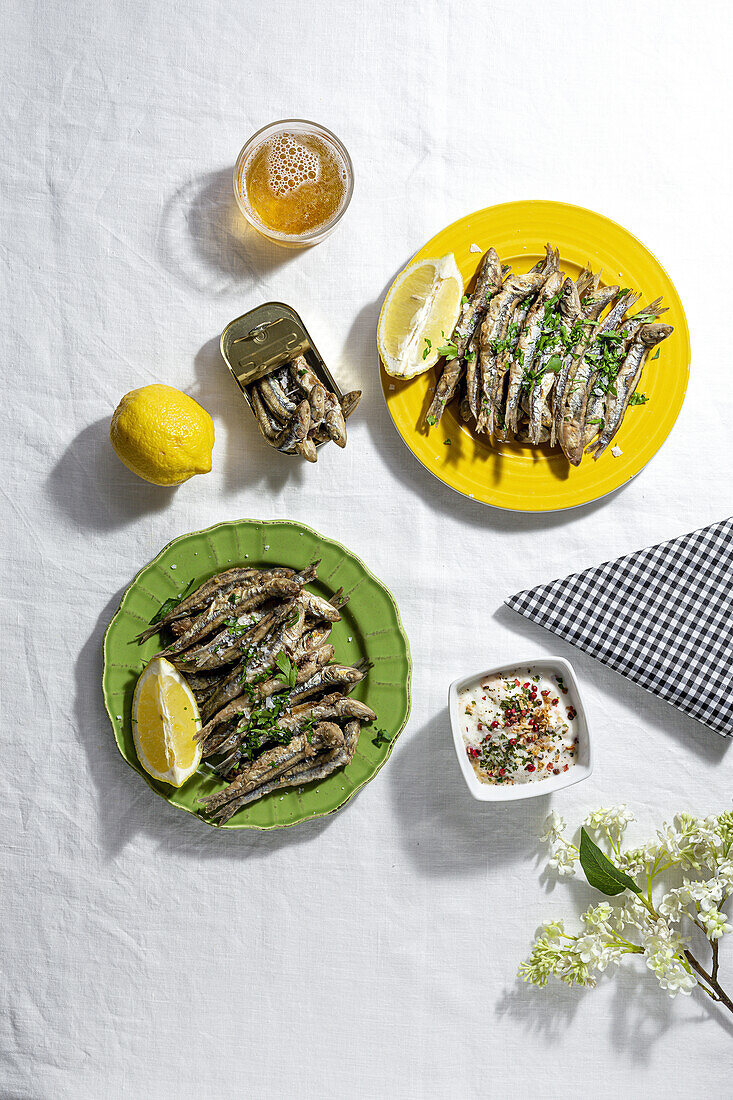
[
  {"xmin": 248, "ymin": 354, "xmax": 361, "ymax": 462},
  {"xmin": 138, "ymin": 563, "xmax": 375, "ymax": 824},
  {"xmin": 426, "ymin": 245, "xmax": 673, "ymax": 465}
]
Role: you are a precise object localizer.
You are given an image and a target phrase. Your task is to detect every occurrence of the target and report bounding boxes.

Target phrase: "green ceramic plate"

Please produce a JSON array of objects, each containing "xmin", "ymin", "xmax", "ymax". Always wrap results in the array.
[{"xmin": 102, "ymin": 518, "xmax": 412, "ymax": 830}]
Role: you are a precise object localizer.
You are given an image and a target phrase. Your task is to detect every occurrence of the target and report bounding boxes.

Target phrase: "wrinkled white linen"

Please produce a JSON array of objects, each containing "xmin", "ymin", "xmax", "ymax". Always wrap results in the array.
[{"xmin": 2, "ymin": 0, "xmax": 733, "ymax": 1096}]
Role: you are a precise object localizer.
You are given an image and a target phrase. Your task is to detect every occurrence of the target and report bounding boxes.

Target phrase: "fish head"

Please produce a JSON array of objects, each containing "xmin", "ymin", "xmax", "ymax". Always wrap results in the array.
[
  {"xmin": 639, "ymin": 323, "xmax": 673, "ymax": 348},
  {"xmin": 558, "ymin": 276, "xmax": 582, "ymax": 320},
  {"xmin": 481, "ymin": 248, "xmax": 504, "ymax": 292}
]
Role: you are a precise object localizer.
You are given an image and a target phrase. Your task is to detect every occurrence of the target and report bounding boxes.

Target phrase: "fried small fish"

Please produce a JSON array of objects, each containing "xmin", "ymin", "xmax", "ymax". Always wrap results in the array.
[{"xmin": 425, "ymin": 247, "xmax": 504, "ymax": 428}]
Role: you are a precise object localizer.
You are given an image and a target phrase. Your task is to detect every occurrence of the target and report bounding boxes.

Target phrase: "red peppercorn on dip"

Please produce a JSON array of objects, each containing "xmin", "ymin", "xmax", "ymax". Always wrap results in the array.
[{"xmin": 459, "ymin": 667, "xmax": 578, "ymax": 785}]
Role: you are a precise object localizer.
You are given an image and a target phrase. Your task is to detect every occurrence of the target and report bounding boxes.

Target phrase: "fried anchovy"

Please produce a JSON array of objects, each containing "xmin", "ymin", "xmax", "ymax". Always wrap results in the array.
[
  {"xmin": 582, "ymin": 297, "xmax": 667, "ymax": 449},
  {"xmin": 198, "ymin": 603, "xmax": 297, "ymax": 717},
  {"xmin": 135, "ymin": 567, "xmax": 269, "ymax": 641},
  {"xmin": 425, "ymin": 247, "xmax": 504, "ymax": 427},
  {"xmin": 340, "ymin": 391, "xmax": 361, "ymax": 419},
  {"xmin": 307, "ymin": 382, "xmax": 326, "ymax": 432},
  {"xmin": 554, "ymin": 283, "xmax": 621, "ymax": 461},
  {"xmin": 200, "ymin": 724, "xmax": 345, "ymax": 818},
  {"xmin": 276, "ymin": 399, "xmax": 310, "ymax": 452},
  {"xmin": 492, "ymin": 248, "xmax": 559, "ymax": 437},
  {"xmin": 476, "ymin": 263, "xmax": 550, "ymax": 434},
  {"xmin": 158, "ymin": 577, "xmax": 299, "ymax": 658},
  {"xmin": 590, "ymin": 323, "xmax": 672, "ymax": 459},
  {"xmin": 506, "ymin": 267, "xmax": 563, "ymax": 438},
  {"xmin": 215, "ymin": 719, "xmax": 363, "ymax": 821},
  {"xmin": 250, "ymin": 386, "xmax": 283, "ymax": 443},
  {"xmin": 286, "ymin": 664, "xmax": 366, "ymax": 706},
  {"xmin": 299, "ymin": 590, "xmax": 341, "ymax": 622},
  {"xmin": 526, "ymin": 275, "xmax": 581, "ymax": 445},
  {"xmin": 257, "ymin": 375, "xmax": 297, "ymax": 420},
  {"xmin": 208, "ymin": 723, "xmax": 352, "ymax": 823}
]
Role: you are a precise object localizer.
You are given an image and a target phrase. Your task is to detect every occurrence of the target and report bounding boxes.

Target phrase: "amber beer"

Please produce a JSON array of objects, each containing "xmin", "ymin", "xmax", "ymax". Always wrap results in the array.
[{"xmin": 234, "ymin": 121, "xmax": 353, "ymax": 245}]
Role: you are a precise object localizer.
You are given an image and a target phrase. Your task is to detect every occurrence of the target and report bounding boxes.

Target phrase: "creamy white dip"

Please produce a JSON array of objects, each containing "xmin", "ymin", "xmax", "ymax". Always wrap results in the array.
[{"xmin": 459, "ymin": 666, "xmax": 578, "ymax": 785}]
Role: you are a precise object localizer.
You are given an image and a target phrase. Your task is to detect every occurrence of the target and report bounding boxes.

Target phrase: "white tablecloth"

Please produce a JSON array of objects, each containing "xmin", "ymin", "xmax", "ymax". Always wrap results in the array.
[{"xmin": 3, "ymin": 1, "xmax": 732, "ymax": 1096}]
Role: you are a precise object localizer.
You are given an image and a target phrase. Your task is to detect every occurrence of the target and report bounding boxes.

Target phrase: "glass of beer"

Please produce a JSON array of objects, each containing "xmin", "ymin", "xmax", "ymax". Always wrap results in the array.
[{"xmin": 233, "ymin": 120, "xmax": 354, "ymax": 247}]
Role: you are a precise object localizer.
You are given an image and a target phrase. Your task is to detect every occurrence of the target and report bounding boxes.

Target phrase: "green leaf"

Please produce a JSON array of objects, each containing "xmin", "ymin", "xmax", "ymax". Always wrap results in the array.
[
  {"xmin": 437, "ymin": 343, "xmax": 459, "ymax": 361},
  {"xmin": 579, "ymin": 828, "xmax": 642, "ymax": 897},
  {"xmin": 426, "ymin": 414, "xmax": 437, "ymax": 427},
  {"xmin": 651, "ymin": 349, "xmax": 660, "ymax": 361},
  {"xmin": 545, "ymin": 354, "xmax": 563, "ymax": 373},
  {"xmin": 371, "ymin": 727, "xmax": 392, "ymax": 747},
  {"xmin": 629, "ymin": 392, "xmax": 648, "ymax": 406},
  {"xmin": 461, "ymin": 295, "xmax": 469, "ymax": 305},
  {"xmin": 149, "ymin": 578, "xmax": 196, "ymax": 625},
  {"xmin": 422, "ymin": 337, "xmax": 432, "ymax": 361},
  {"xmin": 274, "ymin": 649, "xmax": 297, "ymax": 688}
]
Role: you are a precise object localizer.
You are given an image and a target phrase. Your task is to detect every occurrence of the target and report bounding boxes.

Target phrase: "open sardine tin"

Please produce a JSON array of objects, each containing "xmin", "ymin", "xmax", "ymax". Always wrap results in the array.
[{"xmin": 220, "ymin": 302, "xmax": 343, "ymax": 453}]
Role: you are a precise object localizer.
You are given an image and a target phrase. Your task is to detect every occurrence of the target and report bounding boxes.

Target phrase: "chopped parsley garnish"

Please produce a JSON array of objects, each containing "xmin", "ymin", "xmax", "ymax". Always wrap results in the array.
[
  {"xmin": 629, "ymin": 392, "xmax": 649, "ymax": 406},
  {"xmin": 422, "ymin": 338, "xmax": 432, "ymax": 361},
  {"xmin": 274, "ymin": 649, "xmax": 298, "ymax": 689},
  {"xmin": 437, "ymin": 342, "xmax": 460, "ymax": 361}
]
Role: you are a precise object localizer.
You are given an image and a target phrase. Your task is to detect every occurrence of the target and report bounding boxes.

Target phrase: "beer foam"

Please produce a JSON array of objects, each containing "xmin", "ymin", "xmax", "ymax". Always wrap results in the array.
[{"xmin": 264, "ymin": 134, "xmax": 322, "ymax": 197}]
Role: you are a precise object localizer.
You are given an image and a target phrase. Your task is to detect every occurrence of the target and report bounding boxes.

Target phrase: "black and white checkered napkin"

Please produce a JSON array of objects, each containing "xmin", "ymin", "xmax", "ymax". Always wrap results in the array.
[{"xmin": 506, "ymin": 517, "xmax": 733, "ymax": 736}]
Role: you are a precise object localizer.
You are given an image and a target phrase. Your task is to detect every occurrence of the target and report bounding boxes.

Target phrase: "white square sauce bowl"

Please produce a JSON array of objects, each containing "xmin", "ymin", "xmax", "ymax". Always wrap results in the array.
[{"xmin": 449, "ymin": 656, "xmax": 593, "ymax": 802}]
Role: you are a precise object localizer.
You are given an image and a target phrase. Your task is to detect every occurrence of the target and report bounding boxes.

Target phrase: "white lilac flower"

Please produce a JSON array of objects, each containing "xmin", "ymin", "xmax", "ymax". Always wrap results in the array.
[
  {"xmin": 715, "ymin": 858, "xmax": 733, "ymax": 886},
  {"xmin": 659, "ymin": 888, "xmax": 688, "ymax": 922},
  {"xmin": 585, "ymin": 806, "xmax": 634, "ymax": 834},
  {"xmin": 699, "ymin": 908, "xmax": 733, "ymax": 941},
  {"xmin": 542, "ymin": 920, "xmax": 565, "ymax": 942},
  {"xmin": 657, "ymin": 822, "xmax": 698, "ymax": 868},
  {"xmin": 619, "ymin": 894, "xmax": 652, "ymax": 931},
  {"xmin": 575, "ymin": 932, "xmax": 626, "ymax": 973},
  {"xmin": 581, "ymin": 903, "xmax": 613, "ymax": 931},
  {"xmin": 617, "ymin": 839, "xmax": 660, "ymax": 875},
  {"xmin": 548, "ymin": 842, "xmax": 577, "ymax": 877},
  {"xmin": 686, "ymin": 878, "xmax": 724, "ymax": 910},
  {"xmin": 540, "ymin": 811, "xmax": 567, "ymax": 843},
  {"xmin": 642, "ymin": 920, "xmax": 695, "ymax": 997}
]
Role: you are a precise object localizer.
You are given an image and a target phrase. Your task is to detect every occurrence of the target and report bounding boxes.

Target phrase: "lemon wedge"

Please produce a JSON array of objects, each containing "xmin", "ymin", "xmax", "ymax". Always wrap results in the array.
[
  {"xmin": 132, "ymin": 657, "xmax": 202, "ymax": 787},
  {"xmin": 378, "ymin": 254, "xmax": 463, "ymax": 378}
]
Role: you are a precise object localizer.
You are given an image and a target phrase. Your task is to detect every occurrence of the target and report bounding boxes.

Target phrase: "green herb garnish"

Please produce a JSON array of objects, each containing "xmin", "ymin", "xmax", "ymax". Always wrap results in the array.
[
  {"xmin": 629, "ymin": 392, "xmax": 648, "ymax": 406},
  {"xmin": 149, "ymin": 577, "xmax": 197, "ymax": 625},
  {"xmin": 437, "ymin": 342, "xmax": 460, "ymax": 361},
  {"xmin": 274, "ymin": 649, "xmax": 298, "ymax": 689}
]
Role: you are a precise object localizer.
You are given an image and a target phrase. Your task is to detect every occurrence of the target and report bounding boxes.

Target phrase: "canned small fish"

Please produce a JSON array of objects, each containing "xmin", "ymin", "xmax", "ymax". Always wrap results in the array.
[{"xmin": 220, "ymin": 302, "xmax": 360, "ymax": 462}]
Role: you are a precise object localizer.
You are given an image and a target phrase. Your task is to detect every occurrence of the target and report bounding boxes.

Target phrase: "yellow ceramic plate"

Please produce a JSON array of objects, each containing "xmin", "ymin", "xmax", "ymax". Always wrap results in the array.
[{"xmin": 379, "ymin": 201, "xmax": 690, "ymax": 512}]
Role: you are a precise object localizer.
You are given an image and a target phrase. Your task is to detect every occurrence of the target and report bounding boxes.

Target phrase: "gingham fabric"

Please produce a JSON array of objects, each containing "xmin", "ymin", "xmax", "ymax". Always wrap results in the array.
[{"xmin": 506, "ymin": 517, "xmax": 733, "ymax": 736}]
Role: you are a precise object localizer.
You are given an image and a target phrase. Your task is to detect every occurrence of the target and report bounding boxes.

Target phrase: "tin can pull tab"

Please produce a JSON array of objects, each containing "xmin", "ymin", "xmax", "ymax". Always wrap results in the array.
[{"xmin": 228, "ymin": 317, "xmax": 309, "ymax": 385}]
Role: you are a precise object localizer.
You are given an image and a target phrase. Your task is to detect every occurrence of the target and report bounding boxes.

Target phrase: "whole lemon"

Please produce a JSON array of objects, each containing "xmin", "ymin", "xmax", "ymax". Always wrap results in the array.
[{"xmin": 110, "ymin": 385, "xmax": 214, "ymax": 486}]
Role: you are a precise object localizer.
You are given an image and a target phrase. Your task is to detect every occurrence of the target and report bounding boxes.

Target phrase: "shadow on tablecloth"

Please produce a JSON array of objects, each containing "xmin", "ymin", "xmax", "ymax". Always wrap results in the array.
[{"xmin": 157, "ymin": 168, "xmax": 296, "ymax": 297}]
